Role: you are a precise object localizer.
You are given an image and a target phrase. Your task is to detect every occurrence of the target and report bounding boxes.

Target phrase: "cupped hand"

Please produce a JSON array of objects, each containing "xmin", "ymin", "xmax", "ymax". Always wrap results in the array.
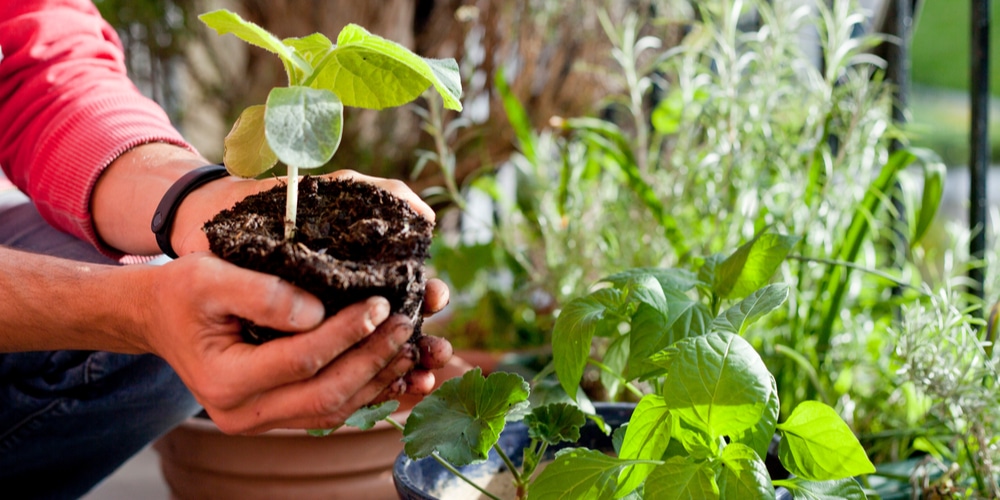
[{"xmin": 139, "ymin": 253, "xmax": 425, "ymax": 435}]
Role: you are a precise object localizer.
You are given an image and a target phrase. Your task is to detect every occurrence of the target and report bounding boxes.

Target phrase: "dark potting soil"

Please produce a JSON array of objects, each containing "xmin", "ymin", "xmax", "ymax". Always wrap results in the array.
[{"xmin": 203, "ymin": 176, "xmax": 433, "ymax": 344}]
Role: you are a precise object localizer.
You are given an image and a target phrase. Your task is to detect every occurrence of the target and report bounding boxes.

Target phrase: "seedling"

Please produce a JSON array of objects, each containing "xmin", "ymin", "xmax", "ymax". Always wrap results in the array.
[{"xmin": 199, "ymin": 10, "xmax": 462, "ymax": 239}]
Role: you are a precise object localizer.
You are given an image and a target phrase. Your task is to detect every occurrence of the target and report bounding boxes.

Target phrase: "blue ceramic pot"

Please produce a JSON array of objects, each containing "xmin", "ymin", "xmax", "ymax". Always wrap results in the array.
[{"xmin": 393, "ymin": 402, "xmax": 791, "ymax": 499}]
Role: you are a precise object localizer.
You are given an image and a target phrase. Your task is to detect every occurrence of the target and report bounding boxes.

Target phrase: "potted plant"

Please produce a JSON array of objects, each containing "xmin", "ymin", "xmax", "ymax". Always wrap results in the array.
[
  {"xmin": 154, "ymin": 9, "xmax": 465, "ymax": 499},
  {"xmin": 387, "ymin": 232, "xmax": 877, "ymax": 499}
]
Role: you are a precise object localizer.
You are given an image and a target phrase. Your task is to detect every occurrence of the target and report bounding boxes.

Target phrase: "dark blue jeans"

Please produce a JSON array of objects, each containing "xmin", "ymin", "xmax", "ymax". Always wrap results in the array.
[{"xmin": 0, "ymin": 190, "xmax": 201, "ymax": 498}]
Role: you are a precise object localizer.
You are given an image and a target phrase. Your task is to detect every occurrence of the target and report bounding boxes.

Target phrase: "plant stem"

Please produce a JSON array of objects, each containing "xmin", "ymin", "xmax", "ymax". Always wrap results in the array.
[
  {"xmin": 285, "ymin": 165, "xmax": 299, "ymax": 240},
  {"xmin": 589, "ymin": 359, "xmax": 644, "ymax": 399},
  {"xmin": 494, "ymin": 442, "xmax": 523, "ymax": 485}
]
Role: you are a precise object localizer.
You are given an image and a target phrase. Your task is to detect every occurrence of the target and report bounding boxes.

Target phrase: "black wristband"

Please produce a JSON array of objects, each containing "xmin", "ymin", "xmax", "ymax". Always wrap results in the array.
[{"xmin": 150, "ymin": 165, "xmax": 229, "ymax": 258}]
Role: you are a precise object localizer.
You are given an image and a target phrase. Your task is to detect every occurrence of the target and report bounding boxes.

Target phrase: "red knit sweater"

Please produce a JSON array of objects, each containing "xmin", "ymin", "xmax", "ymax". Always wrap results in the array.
[{"xmin": 0, "ymin": 0, "xmax": 195, "ymax": 260}]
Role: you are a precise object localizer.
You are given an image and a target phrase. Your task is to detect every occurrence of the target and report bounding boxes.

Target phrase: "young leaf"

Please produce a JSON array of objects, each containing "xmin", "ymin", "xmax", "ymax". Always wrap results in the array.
[
  {"xmin": 553, "ymin": 288, "xmax": 627, "ymax": 400},
  {"xmin": 627, "ymin": 290, "xmax": 711, "ymax": 381},
  {"xmin": 711, "ymin": 283, "xmax": 789, "ymax": 336},
  {"xmin": 642, "ymin": 456, "xmax": 720, "ymax": 499},
  {"xmin": 402, "ymin": 368, "xmax": 530, "ymax": 466},
  {"xmin": 718, "ymin": 443, "xmax": 775, "ymax": 500},
  {"xmin": 616, "ymin": 394, "xmax": 672, "ymax": 497},
  {"xmin": 603, "ymin": 267, "xmax": 704, "ymax": 294},
  {"xmin": 529, "ymin": 448, "xmax": 642, "ymax": 500},
  {"xmin": 773, "ymin": 477, "xmax": 868, "ymax": 500},
  {"xmin": 663, "ymin": 332, "xmax": 772, "ymax": 440},
  {"xmin": 199, "ymin": 9, "xmax": 308, "ymax": 76},
  {"xmin": 714, "ymin": 233, "xmax": 799, "ymax": 300},
  {"xmin": 264, "ymin": 86, "xmax": 344, "ymax": 169},
  {"xmin": 223, "ymin": 104, "xmax": 280, "ymax": 178},
  {"xmin": 343, "ymin": 400, "xmax": 400, "ymax": 430},
  {"xmin": 524, "ymin": 402, "xmax": 586, "ymax": 446},
  {"xmin": 776, "ymin": 401, "xmax": 876, "ymax": 481},
  {"xmin": 310, "ymin": 24, "xmax": 463, "ymax": 111}
]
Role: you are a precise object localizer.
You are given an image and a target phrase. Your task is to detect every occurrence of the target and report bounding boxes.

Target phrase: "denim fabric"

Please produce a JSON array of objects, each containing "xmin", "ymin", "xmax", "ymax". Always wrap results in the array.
[{"xmin": 0, "ymin": 190, "xmax": 200, "ymax": 498}]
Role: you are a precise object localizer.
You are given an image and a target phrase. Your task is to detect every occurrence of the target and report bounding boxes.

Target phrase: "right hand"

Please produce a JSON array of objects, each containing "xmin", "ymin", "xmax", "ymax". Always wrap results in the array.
[{"xmin": 136, "ymin": 252, "xmax": 419, "ymax": 435}]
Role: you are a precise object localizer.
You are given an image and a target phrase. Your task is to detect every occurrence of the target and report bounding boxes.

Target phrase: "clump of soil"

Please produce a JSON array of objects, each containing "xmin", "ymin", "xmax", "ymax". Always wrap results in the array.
[{"xmin": 203, "ymin": 176, "xmax": 434, "ymax": 344}]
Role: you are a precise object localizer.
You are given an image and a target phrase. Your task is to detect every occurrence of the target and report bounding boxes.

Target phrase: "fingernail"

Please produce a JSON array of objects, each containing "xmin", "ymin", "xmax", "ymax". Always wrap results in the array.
[
  {"xmin": 292, "ymin": 293, "xmax": 324, "ymax": 327},
  {"xmin": 367, "ymin": 297, "xmax": 391, "ymax": 327}
]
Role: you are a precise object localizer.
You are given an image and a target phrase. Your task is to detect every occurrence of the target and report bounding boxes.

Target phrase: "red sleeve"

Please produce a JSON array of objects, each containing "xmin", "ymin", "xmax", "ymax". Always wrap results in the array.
[{"xmin": 0, "ymin": 0, "xmax": 196, "ymax": 259}]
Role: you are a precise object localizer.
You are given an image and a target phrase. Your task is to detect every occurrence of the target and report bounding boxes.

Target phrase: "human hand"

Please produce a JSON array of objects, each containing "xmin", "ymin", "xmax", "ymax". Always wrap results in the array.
[{"xmin": 136, "ymin": 252, "xmax": 427, "ymax": 434}]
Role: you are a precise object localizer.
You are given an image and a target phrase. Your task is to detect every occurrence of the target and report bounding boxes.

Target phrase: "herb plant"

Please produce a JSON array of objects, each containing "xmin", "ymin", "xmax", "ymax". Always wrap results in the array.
[
  {"xmin": 198, "ymin": 9, "xmax": 462, "ymax": 239},
  {"xmin": 381, "ymin": 232, "xmax": 876, "ymax": 499}
]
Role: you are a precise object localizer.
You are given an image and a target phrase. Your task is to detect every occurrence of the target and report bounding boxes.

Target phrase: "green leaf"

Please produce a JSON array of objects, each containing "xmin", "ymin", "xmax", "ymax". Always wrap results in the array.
[
  {"xmin": 344, "ymin": 400, "xmax": 399, "ymax": 430},
  {"xmin": 524, "ymin": 403, "xmax": 587, "ymax": 446},
  {"xmin": 199, "ymin": 9, "xmax": 308, "ymax": 76},
  {"xmin": 718, "ymin": 443, "xmax": 775, "ymax": 500},
  {"xmin": 311, "ymin": 24, "xmax": 462, "ymax": 111},
  {"xmin": 553, "ymin": 288, "xmax": 627, "ymax": 400},
  {"xmin": 911, "ymin": 147, "xmax": 946, "ymax": 246},
  {"xmin": 774, "ymin": 477, "xmax": 867, "ymax": 499},
  {"xmin": 264, "ymin": 86, "xmax": 344, "ymax": 168},
  {"xmin": 529, "ymin": 448, "xmax": 643, "ymax": 500},
  {"xmin": 616, "ymin": 394, "xmax": 672, "ymax": 497},
  {"xmin": 714, "ymin": 233, "xmax": 799, "ymax": 299},
  {"xmin": 776, "ymin": 401, "xmax": 876, "ymax": 481},
  {"xmin": 642, "ymin": 456, "xmax": 720, "ymax": 500},
  {"xmin": 669, "ymin": 413, "xmax": 716, "ymax": 459},
  {"xmin": 732, "ymin": 375, "xmax": 779, "ymax": 459},
  {"xmin": 663, "ymin": 332, "xmax": 772, "ymax": 440},
  {"xmin": 223, "ymin": 104, "xmax": 279, "ymax": 178},
  {"xmin": 603, "ymin": 267, "xmax": 703, "ymax": 293},
  {"xmin": 602, "ymin": 333, "xmax": 630, "ymax": 398},
  {"xmin": 627, "ymin": 291, "xmax": 711, "ymax": 381},
  {"xmin": 402, "ymin": 368, "xmax": 530, "ymax": 466},
  {"xmin": 711, "ymin": 284, "xmax": 789, "ymax": 336}
]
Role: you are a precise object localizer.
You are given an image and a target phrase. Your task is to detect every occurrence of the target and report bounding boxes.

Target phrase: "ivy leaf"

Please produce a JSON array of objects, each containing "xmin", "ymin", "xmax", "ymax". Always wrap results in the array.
[
  {"xmin": 663, "ymin": 332, "xmax": 772, "ymax": 440},
  {"xmin": 776, "ymin": 401, "xmax": 876, "ymax": 481},
  {"xmin": 524, "ymin": 403, "xmax": 586, "ymax": 446},
  {"xmin": 343, "ymin": 400, "xmax": 399, "ymax": 430},
  {"xmin": 199, "ymin": 9, "xmax": 308, "ymax": 76},
  {"xmin": 223, "ymin": 104, "xmax": 279, "ymax": 178},
  {"xmin": 718, "ymin": 443, "xmax": 775, "ymax": 499},
  {"xmin": 264, "ymin": 86, "xmax": 343, "ymax": 169},
  {"xmin": 553, "ymin": 288, "xmax": 627, "ymax": 400},
  {"xmin": 642, "ymin": 456, "xmax": 720, "ymax": 499},
  {"xmin": 402, "ymin": 368, "xmax": 530, "ymax": 466},
  {"xmin": 774, "ymin": 477, "xmax": 868, "ymax": 500},
  {"xmin": 714, "ymin": 233, "xmax": 799, "ymax": 300},
  {"xmin": 529, "ymin": 448, "xmax": 641, "ymax": 500},
  {"xmin": 712, "ymin": 284, "xmax": 789, "ymax": 336},
  {"xmin": 616, "ymin": 394, "xmax": 672, "ymax": 497},
  {"xmin": 311, "ymin": 24, "xmax": 463, "ymax": 111}
]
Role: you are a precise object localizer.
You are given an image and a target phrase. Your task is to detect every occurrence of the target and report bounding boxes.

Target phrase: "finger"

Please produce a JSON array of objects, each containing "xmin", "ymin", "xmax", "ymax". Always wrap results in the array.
[
  {"xmin": 266, "ymin": 345, "xmax": 418, "ymax": 432},
  {"xmin": 402, "ymin": 369, "xmax": 436, "ymax": 397},
  {"xmin": 417, "ymin": 335, "xmax": 453, "ymax": 370},
  {"xmin": 422, "ymin": 278, "xmax": 450, "ymax": 316},
  {"xmin": 230, "ymin": 315, "xmax": 415, "ymax": 432},
  {"xmin": 328, "ymin": 169, "xmax": 435, "ymax": 223}
]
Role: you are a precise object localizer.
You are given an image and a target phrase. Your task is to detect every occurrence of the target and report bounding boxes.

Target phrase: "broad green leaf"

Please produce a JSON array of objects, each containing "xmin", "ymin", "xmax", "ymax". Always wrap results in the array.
[
  {"xmin": 697, "ymin": 254, "xmax": 725, "ymax": 296},
  {"xmin": 524, "ymin": 402, "xmax": 586, "ymax": 446},
  {"xmin": 669, "ymin": 413, "xmax": 716, "ymax": 459},
  {"xmin": 603, "ymin": 267, "xmax": 703, "ymax": 293},
  {"xmin": 344, "ymin": 400, "xmax": 399, "ymax": 430},
  {"xmin": 774, "ymin": 477, "xmax": 867, "ymax": 499},
  {"xmin": 282, "ymin": 33, "xmax": 334, "ymax": 83},
  {"xmin": 711, "ymin": 284, "xmax": 789, "ymax": 336},
  {"xmin": 402, "ymin": 368, "xmax": 530, "ymax": 466},
  {"xmin": 663, "ymin": 332, "xmax": 772, "ymax": 440},
  {"xmin": 310, "ymin": 24, "xmax": 462, "ymax": 111},
  {"xmin": 620, "ymin": 273, "xmax": 668, "ymax": 313},
  {"xmin": 199, "ymin": 9, "xmax": 308, "ymax": 76},
  {"xmin": 529, "ymin": 448, "xmax": 644, "ymax": 500},
  {"xmin": 616, "ymin": 394, "xmax": 672, "ymax": 497},
  {"xmin": 553, "ymin": 288, "xmax": 627, "ymax": 400},
  {"xmin": 642, "ymin": 456, "xmax": 720, "ymax": 500},
  {"xmin": 264, "ymin": 86, "xmax": 343, "ymax": 168},
  {"xmin": 732, "ymin": 375, "xmax": 779, "ymax": 459},
  {"xmin": 718, "ymin": 443, "xmax": 775, "ymax": 499},
  {"xmin": 715, "ymin": 233, "xmax": 799, "ymax": 299},
  {"xmin": 602, "ymin": 333, "xmax": 630, "ymax": 398},
  {"xmin": 776, "ymin": 401, "xmax": 876, "ymax": 481},
  {"xmin": 627, "ymin": 291, "xmax": 711, "ymax": 381},
  {"xmin": 223, "ymin": 104, "xmax": 279, "ymax": 178}
]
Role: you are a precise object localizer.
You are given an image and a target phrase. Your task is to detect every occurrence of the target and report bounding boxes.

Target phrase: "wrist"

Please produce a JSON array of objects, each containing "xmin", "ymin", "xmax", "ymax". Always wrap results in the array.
[{"xmin": 151, "ymin": 165, "xmax": 229, "ymax": 258}]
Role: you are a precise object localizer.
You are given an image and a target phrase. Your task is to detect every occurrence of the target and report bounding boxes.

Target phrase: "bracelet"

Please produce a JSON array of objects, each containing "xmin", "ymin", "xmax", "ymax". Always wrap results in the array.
[{"xmin": 150, "ymin": 164, "xmax": 229, "ymax": 258}]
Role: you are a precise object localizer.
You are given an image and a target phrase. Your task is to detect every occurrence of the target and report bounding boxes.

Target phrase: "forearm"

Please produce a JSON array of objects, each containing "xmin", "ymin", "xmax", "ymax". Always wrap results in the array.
[{"xmin": 0, "ymin": 247, "xmax": 150, "ymax": 353}]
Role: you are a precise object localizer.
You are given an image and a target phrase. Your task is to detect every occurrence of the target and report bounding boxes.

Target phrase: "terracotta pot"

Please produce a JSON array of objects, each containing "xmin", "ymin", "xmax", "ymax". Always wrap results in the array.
[{"xmin": 155, "ymin": 357, "xmax": 473, "ymax": 499}]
